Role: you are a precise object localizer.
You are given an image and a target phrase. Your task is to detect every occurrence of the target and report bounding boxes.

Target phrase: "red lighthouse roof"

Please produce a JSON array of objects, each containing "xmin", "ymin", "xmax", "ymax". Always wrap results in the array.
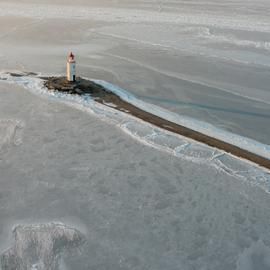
[{"xmin": 68, "ymin": 52, "xmax": 74, "ymax": 60}]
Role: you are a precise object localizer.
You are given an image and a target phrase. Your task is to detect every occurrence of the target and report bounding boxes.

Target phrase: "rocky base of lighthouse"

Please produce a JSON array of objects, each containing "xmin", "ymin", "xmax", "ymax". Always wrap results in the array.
[
  {"xmin": 43, "ymin": 76, "xmax": 270, "ymax": 171},
  {"xmin": 44, "ymin": 76, "xmax": 106, "ymax": 95}
]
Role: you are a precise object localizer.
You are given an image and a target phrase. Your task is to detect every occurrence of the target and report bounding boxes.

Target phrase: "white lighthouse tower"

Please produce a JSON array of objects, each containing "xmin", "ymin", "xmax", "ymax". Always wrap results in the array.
[{"xmin": 67, "ymin": 52, "xmax": 76, "ymax": 82}]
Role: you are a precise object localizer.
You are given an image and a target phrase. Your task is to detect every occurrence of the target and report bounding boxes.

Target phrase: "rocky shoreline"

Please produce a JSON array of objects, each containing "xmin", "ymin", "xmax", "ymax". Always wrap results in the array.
[{"xmin": 44, "ymin": 76, "xmax": 270, "ymax": 171}]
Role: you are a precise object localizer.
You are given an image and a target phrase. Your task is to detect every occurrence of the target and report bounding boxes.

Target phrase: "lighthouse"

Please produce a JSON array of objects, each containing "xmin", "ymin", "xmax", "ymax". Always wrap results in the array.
[{"xmin": 67, "ymin": 52, "xmax": 76, "ymax": 82}]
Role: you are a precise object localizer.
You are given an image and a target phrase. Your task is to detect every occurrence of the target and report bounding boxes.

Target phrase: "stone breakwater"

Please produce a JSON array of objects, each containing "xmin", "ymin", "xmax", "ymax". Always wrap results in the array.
[{"xmin": 44, "ymin": 76, "xmax": 270, "ymax": 171}]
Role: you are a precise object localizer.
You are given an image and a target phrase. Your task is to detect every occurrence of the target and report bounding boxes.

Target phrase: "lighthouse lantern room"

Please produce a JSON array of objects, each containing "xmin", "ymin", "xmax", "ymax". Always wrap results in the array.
[{"xmin": 67, "ymin": 52, "xmax": 76, "ymax": 82}]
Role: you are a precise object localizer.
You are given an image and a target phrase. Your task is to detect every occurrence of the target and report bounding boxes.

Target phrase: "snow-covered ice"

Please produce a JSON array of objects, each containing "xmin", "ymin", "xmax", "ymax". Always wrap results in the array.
[
  {"xmin": 0, "ymin": 75, "xmax": 270, "ymax": 270},
  {"xmin": 1, "ymin": 1, "xmax": 270, "ymax": 144},
  {"xmin": 1, "ymin": 1, "xmax": 270, "ymax": 269}
]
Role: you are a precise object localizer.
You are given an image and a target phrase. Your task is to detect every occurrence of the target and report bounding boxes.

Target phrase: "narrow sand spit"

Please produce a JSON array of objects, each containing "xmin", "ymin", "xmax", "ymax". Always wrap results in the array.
[{"xmin": 44, "ymin": 76, "xmax": 270, "ymax": 171}]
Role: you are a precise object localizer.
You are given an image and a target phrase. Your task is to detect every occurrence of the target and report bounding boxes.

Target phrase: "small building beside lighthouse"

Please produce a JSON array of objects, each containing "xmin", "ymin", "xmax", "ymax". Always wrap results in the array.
[{"xmin": 67, "ymin": 52, "xmax": 76, "ymax": 82}]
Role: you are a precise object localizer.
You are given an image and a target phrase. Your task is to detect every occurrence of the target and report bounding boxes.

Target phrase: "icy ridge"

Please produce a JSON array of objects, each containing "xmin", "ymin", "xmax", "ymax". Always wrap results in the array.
[{"xmin": 0, "ymin": 71, "xmax": 269, "ymax": 193}]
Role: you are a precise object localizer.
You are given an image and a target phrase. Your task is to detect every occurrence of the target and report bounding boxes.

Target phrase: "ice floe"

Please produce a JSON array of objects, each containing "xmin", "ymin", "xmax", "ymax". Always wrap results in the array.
[
  {"xmin": 1, "ymin": 222, "xmax": 85, "ymax": 270},
  {"xmin": 0, "ymin": 119, "xmax": 24, "ymax": 155}
]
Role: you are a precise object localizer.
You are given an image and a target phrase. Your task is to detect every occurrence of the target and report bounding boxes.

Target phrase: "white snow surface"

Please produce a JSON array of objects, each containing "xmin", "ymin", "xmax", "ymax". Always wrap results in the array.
[
  {"xmin": 1, "ymin": 1, "xmax": 270, "ymax": 145},
  {"xmin": 1, "ymin": 1, "xmax": 270, "ymax": 269},
  {"xmin": 0, "ymin": 2, "xmax": 269, "ymax": 33},
  {"xmin": 0, "ymin": 71, "xmax": 269, "ymax": 194},
  {"xmin": 1, "ymin": 70, "xmax": 270, "ymax": 270}
]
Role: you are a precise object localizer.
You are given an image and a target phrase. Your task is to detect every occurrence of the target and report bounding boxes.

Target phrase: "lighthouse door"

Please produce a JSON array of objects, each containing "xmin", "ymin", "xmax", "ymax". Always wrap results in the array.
[{"xmin": 73, "ymin": 75, "xmax": 75, "ymax": 81}]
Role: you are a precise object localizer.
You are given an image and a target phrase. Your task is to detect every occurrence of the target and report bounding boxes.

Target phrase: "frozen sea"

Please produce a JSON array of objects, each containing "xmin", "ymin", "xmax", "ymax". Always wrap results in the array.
[{"xmin": 0, "ymin": 1, "xmax": 270, "ymax": 270}]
